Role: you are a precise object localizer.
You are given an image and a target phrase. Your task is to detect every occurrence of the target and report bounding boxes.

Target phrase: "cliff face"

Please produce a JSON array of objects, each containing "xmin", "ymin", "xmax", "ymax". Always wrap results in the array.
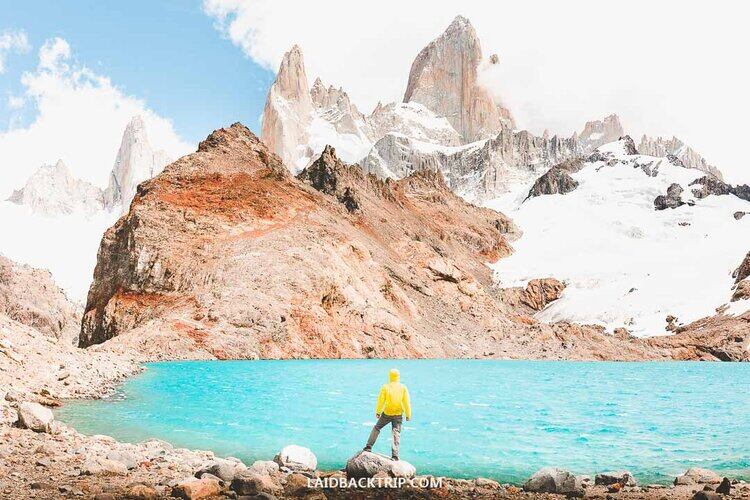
[
  {"xmin": 639, "ymin": 135, "xmax": 724, "ymax": 180},
  {"xmin": 80, "ymin": 123, "xmax": 691, "ymax": 361},
  {"xmin": 403, "ymin": 16, "xmax": 515, "ymax": 142},
  {"xmin": 0, "ymin": 255, "xmax": 81, "ymax": 344}
]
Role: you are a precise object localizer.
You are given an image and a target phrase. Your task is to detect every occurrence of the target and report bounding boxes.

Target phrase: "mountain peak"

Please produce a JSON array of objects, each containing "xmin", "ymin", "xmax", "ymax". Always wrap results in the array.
[{"xmin": 403, "ymin": 15, "xmax": 514, "ymax": 142}]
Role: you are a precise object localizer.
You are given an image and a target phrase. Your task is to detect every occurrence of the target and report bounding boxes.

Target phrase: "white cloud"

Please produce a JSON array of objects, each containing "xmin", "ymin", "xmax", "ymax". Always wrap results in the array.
[
  {"xmin": 0, "ymin": 37, "xmax": 192, "ymax": 195},
  {"xmin": 0, "ymin": 29, "xmax": 30, "ymax": 73},
  {"xmin": 6, "ymin": 94, "xmax": 24, "ymax": 109},
  {"xmin": 38, "ymin": 37, "xmax": 70, "ymax": 71},
  {"xmin": 204, "ymin": 0, "xmax": 750, "ymax": 183}
]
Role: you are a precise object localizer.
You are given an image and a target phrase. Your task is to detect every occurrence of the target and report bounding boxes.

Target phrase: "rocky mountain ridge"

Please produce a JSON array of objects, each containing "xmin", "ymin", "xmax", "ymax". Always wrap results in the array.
[
  {"xmin": 260, "ymin": 16, "xmax": 723, "ymax": 203},
  {"xmin": 77, "ymin": 123, "xmax": 748, "ymax": 361}
]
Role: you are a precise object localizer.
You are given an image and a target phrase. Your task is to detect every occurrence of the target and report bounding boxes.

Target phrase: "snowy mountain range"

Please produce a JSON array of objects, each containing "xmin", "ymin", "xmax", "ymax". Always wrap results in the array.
[
  {"xmin": 259, "ymin": 15, "xmax": 748, "ymax": 335},
  {"xmin": 0, "ymin": 15, "xmax": 746, "ymax": 338}
]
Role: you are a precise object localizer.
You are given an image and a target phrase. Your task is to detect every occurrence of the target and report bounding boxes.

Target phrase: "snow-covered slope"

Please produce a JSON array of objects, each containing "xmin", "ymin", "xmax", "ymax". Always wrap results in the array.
[{"xmin": 487, "ymin": 138, "xmax": 749, "ymax": 336}]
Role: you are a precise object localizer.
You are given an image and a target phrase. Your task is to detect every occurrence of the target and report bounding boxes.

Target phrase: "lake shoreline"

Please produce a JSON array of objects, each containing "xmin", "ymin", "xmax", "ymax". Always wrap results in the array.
[{"xmin": 4, "ymin": 353, "xmax": 750, "ymax": 498}]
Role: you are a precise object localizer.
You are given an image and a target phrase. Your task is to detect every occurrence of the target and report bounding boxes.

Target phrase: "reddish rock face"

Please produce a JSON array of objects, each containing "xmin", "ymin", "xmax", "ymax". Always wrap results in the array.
[
  {"xmin": 79, "ymin": 123, "xmax": 523, "ymax": 359},
  {"xmin": 79, "ymin": 123, "xmax": 750, "ymax": 362}
]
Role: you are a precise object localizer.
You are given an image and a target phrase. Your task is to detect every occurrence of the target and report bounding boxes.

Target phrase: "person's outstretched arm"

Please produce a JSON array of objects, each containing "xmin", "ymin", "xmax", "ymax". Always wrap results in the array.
[
  {"xmin": 402, "ymin": 386, "xmax": 411, "ymax": 420},
  {"xmin": 375, "ymin": 385, "xmax": 386, "ymax": 417}
]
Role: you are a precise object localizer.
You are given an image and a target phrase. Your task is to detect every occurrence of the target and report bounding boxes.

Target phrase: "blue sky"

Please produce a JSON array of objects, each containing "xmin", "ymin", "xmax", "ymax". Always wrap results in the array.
[{"xmin": 0, "ymin": 0, "xmax": 274, "ymax": 142}]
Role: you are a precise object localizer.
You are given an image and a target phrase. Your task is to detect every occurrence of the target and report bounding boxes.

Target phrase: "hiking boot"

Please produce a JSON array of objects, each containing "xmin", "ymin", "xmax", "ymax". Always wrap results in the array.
[
  {"xmin": 392, "ymin": 455, "xmax": 399, "ymax": 461},
  {"xmin": 363, "ymin": 446, "xmax": 372, "ymax": 452}
]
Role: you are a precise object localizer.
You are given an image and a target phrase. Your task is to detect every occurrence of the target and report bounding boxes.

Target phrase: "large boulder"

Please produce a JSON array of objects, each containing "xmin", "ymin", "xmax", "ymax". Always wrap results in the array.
[
  {"xmin": 231, "ymin": 470, "xmax": 282, "ymax": 496},
  {"xmin": 524, "ymin": 467, "xmax": 584, "ymax": 497},
  {"xmin": 195, "ymin": 458, "xmax": 246, "ymax": 482},
  {"xmin": 595, "ymin": 470, "xmax": 637, "ymax": 487},
  {"xmin": 274, "ymin": 445, "xmax": 317, "ymax": 471},
  {"xmin": 674, "ymin": 468, "xmax": 721, "ymax": 485},
  {"xmin": 171, "ymin": 477, "xmax": 221, "ymax": 499},
  {"xmin": 16, "ymin": 402, "xmax": 54, "ymax": 433},
  {"xmin": 345, "ymin": 451, "xmax": 416, "ymax": 479}
]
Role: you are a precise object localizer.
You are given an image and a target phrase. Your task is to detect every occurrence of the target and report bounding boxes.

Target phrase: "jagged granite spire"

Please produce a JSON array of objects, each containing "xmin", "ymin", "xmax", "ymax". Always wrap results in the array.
[
  {"xmin": 260, "ymin": 44, "xmax": 314, "ymax": 169},
  {"xmin": 403, "ymin": 15, "xmax": 515, "ymax": 142},
  {"xmin": 104, "ymin": 116, "xmax": 171, "ymax": 213}
]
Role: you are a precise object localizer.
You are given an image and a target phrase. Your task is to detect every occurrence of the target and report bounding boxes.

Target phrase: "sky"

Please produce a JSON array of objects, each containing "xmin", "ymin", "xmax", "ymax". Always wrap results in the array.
[{"xmin": 1, "ymin": 0, "xmax": 748, "ymax": 191}]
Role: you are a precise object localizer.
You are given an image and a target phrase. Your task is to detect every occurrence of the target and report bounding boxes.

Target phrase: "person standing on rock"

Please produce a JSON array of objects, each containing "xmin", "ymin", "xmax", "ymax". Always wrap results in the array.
[{"xmin": 363, "ymin": 368, "xmax": 412, "ymax": 460}]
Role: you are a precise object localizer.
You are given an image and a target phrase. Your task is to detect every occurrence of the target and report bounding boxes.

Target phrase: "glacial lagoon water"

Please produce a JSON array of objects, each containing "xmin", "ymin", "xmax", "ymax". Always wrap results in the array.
[{"xmin": 57, "ymin": 360, "xmax": 750, "ymax": 483}]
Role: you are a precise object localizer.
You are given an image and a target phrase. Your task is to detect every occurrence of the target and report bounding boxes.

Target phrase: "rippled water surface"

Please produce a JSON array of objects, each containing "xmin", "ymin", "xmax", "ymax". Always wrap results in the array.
[{"xmin": 57, "ymin": 360, "xmax": 750, "ymax": 483}]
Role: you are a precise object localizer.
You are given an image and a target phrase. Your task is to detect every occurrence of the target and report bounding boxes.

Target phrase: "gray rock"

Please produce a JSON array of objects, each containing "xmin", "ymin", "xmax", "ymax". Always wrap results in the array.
[
  {"xmin": 595, "ymin": 470, "xmax": 637, "ymax": 487},
  {"xmin": 249, "ymin": 460, "xmax": 280, "ymax": 476},
  {"xmin": 524, "ymin": 467, "xmax": 584, "ymax": 497},
  {"xmin": 716, "ymin": 477, "xmax": 731, "ymax": 495},
  {"xmin": 4, "ymin": 389, "xmax": 25, "ymax": 403},
  {"xmin": 195, "ymin": 459, "xmax": 245, "ymax": 482},
  {"xmin": 16, "ymin": 402, "xmax": 54, "ymax": 432},
  {"xmin": 345, "ymin": 451, "xmax": 416, "ymax": 479},
  {"xmin": 82, "ymin": 457, "xmax": 128, "ymax": 476},
  {"xmin": 692, "ymin": 491, "xmax": 722, "ymax": 500},
  {"xmin": 273, "ymin": 445, "xmax": 317, "ymax": 471},
  {"xmin": 105, "ymin": 450, "xmax": 140, "ymax": 470},
  {"xmin": 675, "ymin": 468, "xmax": 722, "ymax": 485},
  {"xmin": 654, "ymin": 183, "xmax": 686, "ymax": 210},
  {"xmin": 527, "ymin": 166, "xmax": 579, "ymax": 199}
]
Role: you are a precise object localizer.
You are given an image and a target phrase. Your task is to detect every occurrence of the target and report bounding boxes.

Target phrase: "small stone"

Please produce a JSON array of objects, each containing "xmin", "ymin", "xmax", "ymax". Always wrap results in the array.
[
  {"xmin": 596, "ymin": 471, "xmax": 637, "ymax": 487},
  {"xmin": 692, "ymin": 492, "xmax": 722, "ymax": 500},
  {"xmin": 475, "ymin": 477, "xmax": 501, "ymax": 488},
  {"xmin": 30, "ymin": 481, "xmax": 57, "ymax": 490},
  {"xmin": 127, "ymin": 483, "xmax": 158, "ymax": 499}
]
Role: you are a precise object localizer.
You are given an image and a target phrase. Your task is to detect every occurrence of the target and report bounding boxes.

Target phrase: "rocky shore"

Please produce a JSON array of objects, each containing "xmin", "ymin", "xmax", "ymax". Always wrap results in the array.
[{"xmin": 2, "ymin": 394, "xmax": 748, "ymax": 500}]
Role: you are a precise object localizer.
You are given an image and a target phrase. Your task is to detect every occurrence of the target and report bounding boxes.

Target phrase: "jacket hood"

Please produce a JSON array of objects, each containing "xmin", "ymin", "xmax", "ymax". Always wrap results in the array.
[{"xmin": 389, "ymin": 369, "xmax": 400, "ymax": 382}]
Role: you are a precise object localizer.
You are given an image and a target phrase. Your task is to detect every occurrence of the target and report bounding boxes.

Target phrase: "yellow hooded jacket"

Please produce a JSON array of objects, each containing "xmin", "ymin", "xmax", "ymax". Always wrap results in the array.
[{"xmin": 375, "ymin": 369, "xmax": 411, "ymax": 418}]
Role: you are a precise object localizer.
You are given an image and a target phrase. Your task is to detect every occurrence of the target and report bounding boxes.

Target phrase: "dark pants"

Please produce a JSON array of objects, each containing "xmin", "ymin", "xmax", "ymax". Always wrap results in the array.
[{"xmin": 364, "ymin": 414, "xmax": 402, "ymax": 458}]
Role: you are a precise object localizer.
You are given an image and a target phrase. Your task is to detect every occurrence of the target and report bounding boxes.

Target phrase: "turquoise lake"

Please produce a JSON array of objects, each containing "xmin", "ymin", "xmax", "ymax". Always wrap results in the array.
[{"xmin": 57, "ymin": 360, "xmax": 750, "ymax": 484}]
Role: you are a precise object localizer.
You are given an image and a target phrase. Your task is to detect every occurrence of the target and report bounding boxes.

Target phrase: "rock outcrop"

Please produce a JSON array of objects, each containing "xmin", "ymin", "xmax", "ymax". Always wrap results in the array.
[
  {"xmin": 7, "ymin": 160, "xmax": 104, "ymax": 216},
  {"xmin": 654, "ymin": 183, "xmax": 687, "ymax": 210},
  {"xmin": 104, "ymin": 116, "xmax": 171, "ymax": 214},
  {"xmin": 579, "ymin": 114, "xmax": 625, "ymax": 152},
  {"xmin": 526, "ymin": 159, "xmax": 582, "ymax": 199},
  {"xmin": 639, "ymin": 135, "xmax": 723, "ymax": 180},
  {"xmin": 403, "ymin": 15, "xmax": 515, "ymax": 142},
  {"xmin": 689, "ymin": 176, "xmax": 750, "ymax": 202},
  {"xmin": 0, "ymin": 254, "xmax": 80, "ymax": 343}
]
